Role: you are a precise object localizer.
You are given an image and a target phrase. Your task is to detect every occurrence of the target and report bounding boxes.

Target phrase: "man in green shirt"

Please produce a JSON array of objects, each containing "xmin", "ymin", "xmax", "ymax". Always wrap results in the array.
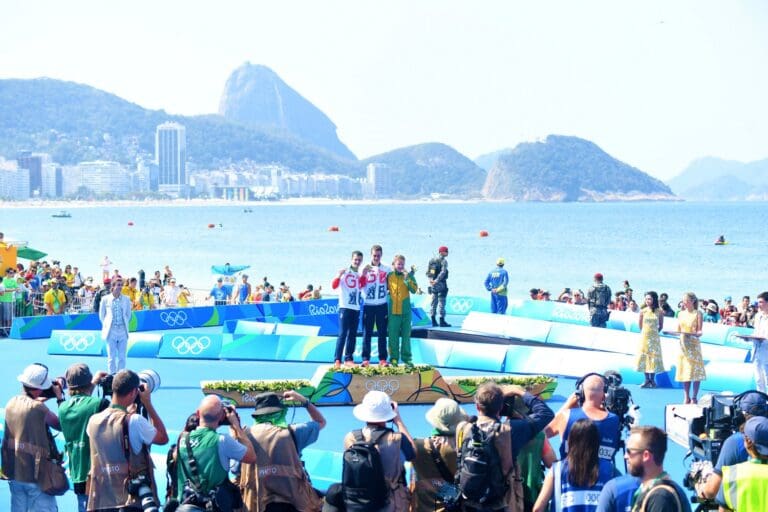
[
  {"xmin": 58, "ymin": 363, "xmax": 109, "ymax": 512},
  {"xmin": 0, "ymin": 267, "xmax": 19, "ymax": 336}
]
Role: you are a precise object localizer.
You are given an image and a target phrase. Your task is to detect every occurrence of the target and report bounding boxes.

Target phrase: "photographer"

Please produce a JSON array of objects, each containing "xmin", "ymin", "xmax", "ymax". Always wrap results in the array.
[
  {"xmin": 696, "ymin": 391, "xmax": 767, "ymax": 501},
  {"xmin": 2, "ymin": 363, "xmax": 64, "ymax": 511},
  {"xmin": 86, "ymin": 369, "xmax": 169, "ymax": 511},
  {"xmin": 173, "ymin": 395, "xmax": 256, "ymax": 511},
  {"xmin": 58, "ymin": 363, "xmax": 110, "ymax": 512},
  {"xmin": 411, "ymin": 398, "xmax": 469, "ymax": 512},
  {"xmin": 456, "ymin": 383, "xmax": 555, "ymax": 512},
  {"xmin": 241, "ymin": 390, "xmax": 327, "ymax": 512},
  {"xmin": 545, "ymin": 374, "xmax": 620, "ymax": 465}
]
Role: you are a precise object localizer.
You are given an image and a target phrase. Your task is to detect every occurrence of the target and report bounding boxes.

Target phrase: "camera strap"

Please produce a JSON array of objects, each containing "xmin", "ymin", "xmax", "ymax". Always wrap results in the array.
[
  {"xmin": 427, "ymin": 437, "xmax": 455, "ymax": 483},
  {"xmin": 180, "ymin": 432, "xmax": 204, "ymax": 493}
]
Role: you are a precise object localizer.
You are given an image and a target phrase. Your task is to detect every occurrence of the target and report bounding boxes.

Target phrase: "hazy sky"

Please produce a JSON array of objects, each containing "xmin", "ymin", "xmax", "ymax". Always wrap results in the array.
[{"xmin": 2, "ymin": 0, "xmax": 766, "ymax": 180}]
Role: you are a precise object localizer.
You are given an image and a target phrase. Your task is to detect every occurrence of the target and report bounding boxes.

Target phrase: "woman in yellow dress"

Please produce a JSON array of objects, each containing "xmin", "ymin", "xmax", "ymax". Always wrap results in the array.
[
  {"xmin": 676, "ymin": 291, "xmax": 706, "ymax": 403},
  {"xmin": 637, "ymin": 291, "xmax": 664, "ymax": 388}
]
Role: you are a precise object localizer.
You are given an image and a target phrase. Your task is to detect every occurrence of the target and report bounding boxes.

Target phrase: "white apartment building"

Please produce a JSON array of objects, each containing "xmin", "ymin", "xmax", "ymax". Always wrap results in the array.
[
  {"xmin": 79, "ymin": 161, "xmax": 130, "ymax": 196},
  {"xmin": 0, "ymin": 159, "xmax": 30, "ymax": 200}
]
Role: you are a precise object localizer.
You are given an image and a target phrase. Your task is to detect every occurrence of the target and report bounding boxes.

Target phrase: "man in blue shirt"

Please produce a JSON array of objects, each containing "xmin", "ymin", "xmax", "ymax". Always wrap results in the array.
[
  {"xmin": 208, "ymin": 278, "xmax": 232, "ymax": 306},
  {"xmin": 484, "ymin": 258, "xmax": 509, "ymax": 314}
]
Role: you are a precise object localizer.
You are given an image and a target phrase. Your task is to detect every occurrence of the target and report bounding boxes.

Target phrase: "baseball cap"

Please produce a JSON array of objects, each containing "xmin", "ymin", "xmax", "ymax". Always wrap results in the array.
[
  {"xmin": 217, "ymin": 277, "xmax": 223, "ymax": 282},
  {"xmin": 744, "ymin": 416, "xmax": 768, "ymax": 456},
  {"xmin": 740, "ymin": 392, "xmax": 768, "ymax": 417},
  {"xmin": 438, "ymin": 246, "xmax": 449, "ymax": 253},
  {"xmin": 103, "ymin": 277, "xmax": 111, "ymax": 285},
  {"xmin": 594, "ymin": 272, "xmax": 603, "ymax": 280},
  {"xmin": 17, "ymin": 363, "xmax": 53, "ymax": 390},
  {"xmin": 724, "ymin": 296, "xmax": 732, "ymax": 302},
  {"xmin": 497, "ymin": 258, "xmax": 505, "ymax": 266},
  {"xmin": 65, "ymin": 363, "xmax": 93, "ymax": 389}
]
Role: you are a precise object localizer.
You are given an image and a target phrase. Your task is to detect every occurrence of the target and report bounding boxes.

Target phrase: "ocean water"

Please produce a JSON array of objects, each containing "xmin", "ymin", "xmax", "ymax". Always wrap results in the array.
[{"xmin": 2, "ymin": 200, "xmax": 766, "ymax": 303}]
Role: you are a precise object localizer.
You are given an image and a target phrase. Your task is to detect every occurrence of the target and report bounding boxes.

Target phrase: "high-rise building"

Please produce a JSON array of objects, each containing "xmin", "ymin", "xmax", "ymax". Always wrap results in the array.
[
  {"xmin": 41, "ymin": 163, "xmax": 63, "ymax": 198},
  {"xmin": 155, "ymin": 122, "xmax": 186, "ymax": 196},
  {"xmin": 79, "ymin": 161, "xmax": 130, "ymax": 196},
  {"xmin": 17, "ymin": 151, "xmax": 49, "ymax": 197},
  {"xmin": 0, "ymin": 158, "xmax": 30, "ymax": 200},
  {"xmin": 366, "ymin": 163, "xmax": 393, "ymax": 198}
]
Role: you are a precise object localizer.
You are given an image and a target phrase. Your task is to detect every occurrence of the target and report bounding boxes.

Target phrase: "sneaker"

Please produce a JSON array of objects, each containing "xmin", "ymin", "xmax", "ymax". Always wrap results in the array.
[
  {"xmin": 333, "ymin": 360, "xmax": 341, "ymax": 369},
  {"xmin": 361, "ymin": 360, "xmax": 370, "ymax": 367},
  {"xmin": 344, "ymin": 360, "xmax": 357, "ymax": 368},
  {"xmin": 378, "ymin": 359, "xmax": 390, "ymax": 367},
  {"xmin": 390, "ymin": 359, "xmax": 399, "ymax": 367}
]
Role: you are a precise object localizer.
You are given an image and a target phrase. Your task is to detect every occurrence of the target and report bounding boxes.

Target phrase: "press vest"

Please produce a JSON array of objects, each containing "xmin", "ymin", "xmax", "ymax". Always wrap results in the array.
[
  {"xmin": 552, "ymin": 459, "xmax": 613, "ymax": 512},
  {"xmin": 1, "ymin": 394, "xmax": 52, "ymax": 484},
  {"xmin": 343, "ymin": 427, "xmax": 409, "ymax": 512},
  {"xmin": 411, "ymin": 435, "xmax": 458, "ymax": 512},
  {"xmin": 176, "ymin": 427, "xmax": 228, "ymax": 500},
  {"xmin": 59, "ymin": 394, "xmax": 105, "ymax": 484},
  {"xmin": 240, "ymin": 423, "xmax": 323, "ymax": 512},
  {"xmin": 721, "ymin": 459, "xmax": 768, "ymax": 511},
  {"xmin": 456, "ymin": 418, "xmax": 524, "ymax": 512},
  {"xmin": 86, "ymin": 407, "xmax": 156, "ymax": 511},
  {"xmin": 560, "ymin": 408, "xmax": 619, "ymax": 462}
]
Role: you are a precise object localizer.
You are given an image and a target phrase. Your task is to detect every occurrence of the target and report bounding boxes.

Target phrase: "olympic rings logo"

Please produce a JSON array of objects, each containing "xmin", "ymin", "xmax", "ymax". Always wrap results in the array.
[
  {"xmin": 364, "ymin": 379, "xmax": 401, "ymax": 394},
  {"xmin": 160, "ymin": 310, "xmax": 188, "ymax": 327},
  {"xmin": 170, "ymin": 335, "xmax": 211, "ymax": 355},
  {"xmin": 449, "ymin": 298, "xmax": 474, "ymax": 314},
  {"xmin": 59, "ymin": 334, "xmax": 97, "ymax": 352}
]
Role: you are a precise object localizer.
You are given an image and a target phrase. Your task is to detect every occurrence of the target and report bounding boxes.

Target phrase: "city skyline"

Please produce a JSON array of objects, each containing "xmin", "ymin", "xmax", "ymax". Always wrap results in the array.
[{"xmin": 2, "ymin": 1, "xmax": 767, "ymax": 181}]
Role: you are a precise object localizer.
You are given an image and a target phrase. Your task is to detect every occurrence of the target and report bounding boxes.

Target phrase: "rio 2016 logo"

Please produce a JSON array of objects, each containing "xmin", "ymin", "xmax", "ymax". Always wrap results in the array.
[{"xmin": 308, "ymin": 304, "xmax": 338, "ymax": 316}]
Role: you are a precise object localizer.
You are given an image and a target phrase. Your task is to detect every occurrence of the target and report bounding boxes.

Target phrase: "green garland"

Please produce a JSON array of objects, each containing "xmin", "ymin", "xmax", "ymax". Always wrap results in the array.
[
  {"xmin": 202, "ymin": 379, "xmax": 312, "ymax": 393},
  {"xmin": 332, "ymin": 364, "xmax": 434, "ymax": 376},
  {"xmin": 451, "ymin": 375, "xmax": 555, "ymax": 388}
]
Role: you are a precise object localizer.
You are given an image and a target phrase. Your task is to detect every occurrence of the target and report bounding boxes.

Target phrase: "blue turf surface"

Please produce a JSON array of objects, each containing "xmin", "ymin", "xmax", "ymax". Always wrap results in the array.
[{"xmin": 0, "ymin": 331, "xmax": 703, "ymax": 509}]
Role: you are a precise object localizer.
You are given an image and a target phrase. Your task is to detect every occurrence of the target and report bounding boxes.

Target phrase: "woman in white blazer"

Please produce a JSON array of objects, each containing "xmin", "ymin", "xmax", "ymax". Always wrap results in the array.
[{"xmin": 99, "ymin": 278, "xmax": 132, "ymax": 373}]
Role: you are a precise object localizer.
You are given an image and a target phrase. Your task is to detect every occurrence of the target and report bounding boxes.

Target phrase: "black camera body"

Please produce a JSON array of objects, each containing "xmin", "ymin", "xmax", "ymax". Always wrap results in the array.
[
  {"xmin": 436, "ymin": 481, "xmax": 462, "ymax": 512},
  {"xmin": 40, "ymin": 377, "xmax": 67, "ymax": 399},
  {"xmin": 219, "ymin": 405, "xmax": 236, "ymax": 426},
  {"xmin": 127, "ymin": 474, "xmax": 159, "ymax": 512}
]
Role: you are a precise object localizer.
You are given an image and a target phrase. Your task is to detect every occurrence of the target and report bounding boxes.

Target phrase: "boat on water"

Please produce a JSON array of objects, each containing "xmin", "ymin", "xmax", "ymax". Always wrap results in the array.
[{"xmin": 51, "ymin": 211, "xmax": 72, "ymax": 218}]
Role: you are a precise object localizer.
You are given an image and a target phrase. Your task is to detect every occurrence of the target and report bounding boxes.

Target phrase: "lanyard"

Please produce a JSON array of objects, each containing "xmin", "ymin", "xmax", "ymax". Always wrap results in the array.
[{"xmin": 630, "ymin": 471, "xmax": 669, "ymax": 508}]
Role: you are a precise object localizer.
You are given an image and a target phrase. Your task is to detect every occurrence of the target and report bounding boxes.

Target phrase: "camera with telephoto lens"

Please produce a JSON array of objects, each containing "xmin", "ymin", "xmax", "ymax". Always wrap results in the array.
[
  {"xmin": 127, "ymin": 474, "xmax": 159, "ymax": 512},
  {"xmin": 99, "ymin": 370, "xmax": 161, "ymax": 418}
]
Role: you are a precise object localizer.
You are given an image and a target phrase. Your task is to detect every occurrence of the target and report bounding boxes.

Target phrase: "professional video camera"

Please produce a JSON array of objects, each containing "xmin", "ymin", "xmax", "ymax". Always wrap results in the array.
[
  {"xmin": 602, "ymin": 370, "xmax": 638, "ymax": 431},
  {"xmin": 99, "ymin": 369, "xmax": 161, "ymax": 418},
  {"xmin": 127, "ymin": 474, "xmax": 159, "ymax": 512}
]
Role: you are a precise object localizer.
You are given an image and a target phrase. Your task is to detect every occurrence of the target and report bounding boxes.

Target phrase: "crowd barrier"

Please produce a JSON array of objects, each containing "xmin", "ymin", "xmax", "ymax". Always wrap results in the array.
[{"xmin": 19, "ymin": 299, "xmax": 429, "ymax": 340}]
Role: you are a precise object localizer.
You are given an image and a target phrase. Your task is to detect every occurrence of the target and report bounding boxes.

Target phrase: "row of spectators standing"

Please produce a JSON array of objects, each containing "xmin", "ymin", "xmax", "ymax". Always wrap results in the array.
[
  {"xmin": 207, "ymin": 274, "xmax": 323, "ymax": 306},
  {"xmin": 13, "ymin": 361, "xmax": 768, "ymax": 512}
]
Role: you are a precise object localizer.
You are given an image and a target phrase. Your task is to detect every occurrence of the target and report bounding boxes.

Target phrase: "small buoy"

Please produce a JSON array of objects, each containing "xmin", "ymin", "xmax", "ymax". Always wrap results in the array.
[
  {"xmin": 479, "ymin": 230, "xmax": 489, "ymax": 237},
  {"xmin": 328, "ymin": 226, "xmax": 340, "ymax": 232},
  {"xmin": 208, "ymin": 223, "xmax": 215, "ymax": 229},
  {"xmin": 127, "ymin": 221, "xmax": 134, "ymax": 226}
]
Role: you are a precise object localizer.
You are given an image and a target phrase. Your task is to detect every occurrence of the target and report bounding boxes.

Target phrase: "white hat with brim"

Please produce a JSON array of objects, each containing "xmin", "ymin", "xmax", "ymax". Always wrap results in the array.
[
  {"xmin": 17, "ymin": 363, "xmax": 53, "ymax": 390},
  {"xmin": 353, "ymin": 390, "xmax": 397, "ymax": 423},
  {"xmin": 425, "ymin": 398, "xmax": 468, "ymax": 434}
]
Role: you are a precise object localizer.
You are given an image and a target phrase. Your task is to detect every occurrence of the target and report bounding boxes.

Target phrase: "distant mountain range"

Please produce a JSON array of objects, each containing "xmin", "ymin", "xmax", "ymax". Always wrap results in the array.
[
  {"xmin": 480, "ymin": 135, "xmax": 676, "ymax": 201},
  {"xmin": 666, "ymin": 157, "xmax": 768, "ymax": 200},
  {"xmin": 0, "ymin": 67, "xmax": 680, "ymax": 201}
]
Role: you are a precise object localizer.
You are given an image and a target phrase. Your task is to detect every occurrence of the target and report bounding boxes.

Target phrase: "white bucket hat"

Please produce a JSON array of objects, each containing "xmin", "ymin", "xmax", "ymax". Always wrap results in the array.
[
  {"xmin": 17, "ymin": 363, "xmax": 53, "ymax": 390},
  {"xmin": 426, "ymin": 398, "xmax": 469, "ymax": 434},
  {"xmin": 353, "ymin": 390, "xmax": 397, "ymax": 423}
]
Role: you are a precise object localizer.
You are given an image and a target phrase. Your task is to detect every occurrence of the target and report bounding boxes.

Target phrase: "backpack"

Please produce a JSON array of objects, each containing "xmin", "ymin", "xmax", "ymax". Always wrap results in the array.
[
  {"xmin": 591, "ymin": 284, "xmax": 611, "ymax": 308},
  {"xmin": 456, "ymin": 421, "xmax": 508, "ymax": 506},
  {"xmin": 342, "ymin": 429, "xmax": 390, "ymax": 511},
  {"xmin": 426, "ymin": 258, "xmax": 442, "ymax": 280}
]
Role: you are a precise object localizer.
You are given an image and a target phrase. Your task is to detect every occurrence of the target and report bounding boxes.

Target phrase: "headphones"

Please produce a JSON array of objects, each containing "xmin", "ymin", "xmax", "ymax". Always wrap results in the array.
[{"xmin": 575, "ymin": 372, "xmax": 608, "ymax": 405}]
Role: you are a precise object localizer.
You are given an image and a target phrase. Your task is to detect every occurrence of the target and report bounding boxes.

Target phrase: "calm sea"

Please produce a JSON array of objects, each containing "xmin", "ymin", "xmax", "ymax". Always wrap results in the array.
[{"xmin": 2, "ymin": 201, "xmax": 766, "ymax": 303}]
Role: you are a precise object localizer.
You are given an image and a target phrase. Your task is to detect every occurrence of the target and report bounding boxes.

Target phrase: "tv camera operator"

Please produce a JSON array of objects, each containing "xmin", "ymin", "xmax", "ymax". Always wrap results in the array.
[
  {"xmin": 58, "ymin": 363, "xmax": 110, "ymax": 512},
  {"xmin": 694, "ymin": 391, "xmax": 767, "ymax": 502},
  {"xmin": 545, "ymin": 372, "xmax": 633, "ymax": 468},
  {"xmin": 86, "ymin": 369, "xmax": 169, "ymax": 512},
  {"xmin": 2, "ymin": 363, "xmax": 65, "ymax": 511},
  {"xmin": 170, "ymin": 395, "xmax": 256, "ymax": 512}
]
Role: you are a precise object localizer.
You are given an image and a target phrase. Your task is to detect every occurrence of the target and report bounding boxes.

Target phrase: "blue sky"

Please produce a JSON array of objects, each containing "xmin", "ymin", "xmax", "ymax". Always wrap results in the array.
[{"xmin": 1, "ymin": 0, "xmax": 766, "ymax": 180}]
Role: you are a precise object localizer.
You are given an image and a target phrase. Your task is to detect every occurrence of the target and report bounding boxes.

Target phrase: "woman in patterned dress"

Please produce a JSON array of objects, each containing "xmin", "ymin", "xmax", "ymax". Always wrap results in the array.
[
  {"xmin": 675, "ymin": 291, "xmax": 706, "ymax": 403},
  {"xmin": 637, "ymin": 291, "xmax": 664, "ymax": 388}
]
